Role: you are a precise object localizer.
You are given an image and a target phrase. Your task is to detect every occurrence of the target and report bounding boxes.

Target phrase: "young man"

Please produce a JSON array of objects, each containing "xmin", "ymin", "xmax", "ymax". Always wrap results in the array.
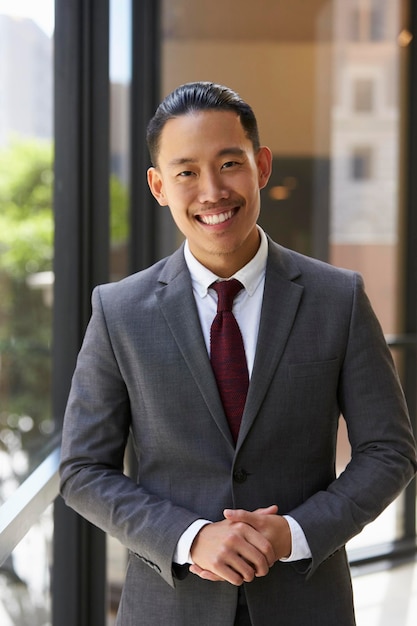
[{"xmin": 60, "ymin": 82, "xmax": 417, "ymax": 625}]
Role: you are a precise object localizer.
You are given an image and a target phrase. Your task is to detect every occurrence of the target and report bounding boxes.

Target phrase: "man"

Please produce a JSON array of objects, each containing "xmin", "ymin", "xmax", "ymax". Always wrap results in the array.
[{"xmin": 60, "ymin": 82, "xmax": 417, "ymax": 625}]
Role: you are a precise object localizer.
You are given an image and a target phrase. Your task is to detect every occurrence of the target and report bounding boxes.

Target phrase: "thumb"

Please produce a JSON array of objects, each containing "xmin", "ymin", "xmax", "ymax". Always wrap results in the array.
[
  {"xmin": 254, "ymin": 505, "xmax": 279, "ymax": 516},
  {"xmin": 223, "ymin": 505, "xmax": 278, "ymax": 519}
]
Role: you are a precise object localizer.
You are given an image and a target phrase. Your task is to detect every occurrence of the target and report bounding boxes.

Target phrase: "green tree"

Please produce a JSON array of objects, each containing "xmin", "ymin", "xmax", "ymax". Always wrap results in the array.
[
  {"xmin": 0, "ymin": 139, "xmax": 53, "ymax": 280},
  {"xmin": 0, "ymin": 139, "xmax": 54, "ymax": 460}
]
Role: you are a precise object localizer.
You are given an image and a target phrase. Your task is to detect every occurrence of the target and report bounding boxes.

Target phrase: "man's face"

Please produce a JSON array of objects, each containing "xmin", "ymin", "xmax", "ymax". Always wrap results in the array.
[{"xmin": 147, "ymin": 110, "xmax": 272, "ymax": 277}]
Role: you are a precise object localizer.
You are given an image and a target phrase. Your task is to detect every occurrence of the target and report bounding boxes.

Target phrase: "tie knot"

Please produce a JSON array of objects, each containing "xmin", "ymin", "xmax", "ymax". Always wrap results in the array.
[{"xmin": 211, "ymin": 279, "xmax": 244, "ymax": 312}]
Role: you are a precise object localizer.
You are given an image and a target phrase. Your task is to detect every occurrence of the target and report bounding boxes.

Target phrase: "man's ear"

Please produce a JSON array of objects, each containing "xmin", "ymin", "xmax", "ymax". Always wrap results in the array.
[
  {"xmin": 147, "ymin": 167, "xmax": 168, "ymax": 206},
  {"xmin": 256, "ymin": 146, "xmax": 273, "ymax": 190}
]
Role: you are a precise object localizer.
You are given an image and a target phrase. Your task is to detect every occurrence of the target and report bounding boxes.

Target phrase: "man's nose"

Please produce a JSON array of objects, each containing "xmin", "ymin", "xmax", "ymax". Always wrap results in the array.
[{"xmin": 197, "ymin": 171, "xmax": 229, "ymax": 203}]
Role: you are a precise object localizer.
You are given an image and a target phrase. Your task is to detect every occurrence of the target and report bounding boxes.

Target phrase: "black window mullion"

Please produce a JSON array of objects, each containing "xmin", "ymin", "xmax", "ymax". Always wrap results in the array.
[
  {"xmin": 402, "ymin": 0, "xmax": 417, "ymax": 542},
  {"xmin": 129, "ymin": 0, "xmax": 161, "ymax": 273},
  {"xmin": 52, "ymin": 1, "xmax": 110, "ymax": 625}
]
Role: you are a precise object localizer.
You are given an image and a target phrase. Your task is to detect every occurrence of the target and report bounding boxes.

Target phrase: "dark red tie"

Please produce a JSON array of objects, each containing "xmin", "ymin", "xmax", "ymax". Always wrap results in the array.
[{"xmin": 210, "ymin": 279, "xmax": 249, "ymax": 443}]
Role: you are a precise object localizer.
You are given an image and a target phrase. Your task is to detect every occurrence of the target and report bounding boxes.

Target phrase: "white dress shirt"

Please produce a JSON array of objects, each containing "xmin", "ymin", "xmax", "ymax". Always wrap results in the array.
[{"xmin": 174, "ymin": 228, "xmax": 312, "ymax": 564}]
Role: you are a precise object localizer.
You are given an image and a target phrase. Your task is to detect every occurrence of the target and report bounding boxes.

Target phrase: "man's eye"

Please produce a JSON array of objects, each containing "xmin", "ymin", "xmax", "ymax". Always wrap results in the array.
[
  {"xmin": 222, "ymin": 161, "xmax": 239, "ymax": 169},
  {"xmin": 178, "ymin": 170, "xmax": 194, "ymax": 177}
]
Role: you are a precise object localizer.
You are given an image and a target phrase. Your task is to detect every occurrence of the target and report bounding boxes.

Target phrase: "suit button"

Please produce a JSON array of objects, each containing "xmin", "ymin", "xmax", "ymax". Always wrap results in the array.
[{"xmin": 233, "ymin": 468, "xmax": 248, "ymax": 483}]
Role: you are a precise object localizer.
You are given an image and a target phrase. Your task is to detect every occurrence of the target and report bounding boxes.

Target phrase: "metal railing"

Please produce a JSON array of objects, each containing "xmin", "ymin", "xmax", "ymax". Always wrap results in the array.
[
  {"xmin": 0, "ymin": 445, "xmax": 61, "ymax": 566},
  {"xmin": 386, "ymin": 334, "xmax": 417, "ymax": 350}
]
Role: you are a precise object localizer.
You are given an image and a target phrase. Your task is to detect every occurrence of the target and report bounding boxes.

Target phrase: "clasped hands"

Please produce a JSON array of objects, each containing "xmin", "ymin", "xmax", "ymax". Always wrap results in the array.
[{"xmin": 189, "ymin": 505, "xmax": 291, "ymax": 586}]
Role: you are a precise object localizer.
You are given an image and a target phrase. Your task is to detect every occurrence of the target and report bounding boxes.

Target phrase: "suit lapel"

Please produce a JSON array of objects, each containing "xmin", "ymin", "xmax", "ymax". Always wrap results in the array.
[
  {"xmin": 156, "ymin": 241, "xmax": 304, "ymax": 449},
  {"xmin": 237, "ymin": 242, "xmax": 304, "ymax": 445},
  {"xmin": 156, "ymin": 247, "xmax": 235, "ymax": 446}
]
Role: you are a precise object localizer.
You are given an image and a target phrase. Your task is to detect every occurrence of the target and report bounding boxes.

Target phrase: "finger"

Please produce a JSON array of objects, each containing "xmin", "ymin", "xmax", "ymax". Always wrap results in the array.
[
  {"xmin": 223, "ymin": 505, "xmax": 278, "ymax": 520},
  {"xmin": 228, "ymin": 523, "xmax": 275, "ymax": 573},
  {"xmin": 254, "ymin": 505, "xmax": 279, "ymax": 516},
  {"xmin": 189, "ymin": 564, "xmax": 225, "ymax": 582},
  {"xmin": 237, "ymin": 545, "xmax": 271, "ymax": 577},
  {"xmin": 222, "ymin": 513, "xmax": 277, "ymax": 568},
  {"xmin": 205, "ymin": 528, "xmax": 267, "ymax": 582}
]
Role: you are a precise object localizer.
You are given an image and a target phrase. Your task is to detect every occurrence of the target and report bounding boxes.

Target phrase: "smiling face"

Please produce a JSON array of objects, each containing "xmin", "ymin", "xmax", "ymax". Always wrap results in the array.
[{"xmin": 147, "ymin": 110, "xmax": 272, "ymax": 277}]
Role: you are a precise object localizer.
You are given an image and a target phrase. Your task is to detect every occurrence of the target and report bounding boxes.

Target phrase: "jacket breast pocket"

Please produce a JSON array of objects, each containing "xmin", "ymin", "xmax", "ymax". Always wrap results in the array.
[
  {"xmin": 285, "ymin": 358, "xmax": 341, "ymax": 431},
  {"xmin": 289, "ymin": 358, "xmax": 339, "ymax": 379}
]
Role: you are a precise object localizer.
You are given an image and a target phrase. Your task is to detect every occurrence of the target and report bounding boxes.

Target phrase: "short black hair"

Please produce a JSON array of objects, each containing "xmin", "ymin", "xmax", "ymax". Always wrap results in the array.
[{"xmin": 146, "ymin": 81, "xmax": 260, "ymax": 166}]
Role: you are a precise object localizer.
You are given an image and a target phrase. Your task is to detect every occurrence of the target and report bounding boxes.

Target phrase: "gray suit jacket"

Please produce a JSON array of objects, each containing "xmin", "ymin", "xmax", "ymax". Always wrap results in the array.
[{"xmin": 60, "ymin": 238, "xmax": 417, "ymax": 625}]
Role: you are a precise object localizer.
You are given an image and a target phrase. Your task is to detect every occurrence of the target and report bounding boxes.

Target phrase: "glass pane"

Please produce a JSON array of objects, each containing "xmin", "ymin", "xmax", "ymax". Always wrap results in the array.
[
  {"xmin": 330, "ymin": 0, "xmax": 409, "ymax": 551},
  {"xmin": 107, "ymin": 0, "xmax": 132, "ymax": 622},
  {"xmin": 109, "ymin": 0, "xmax": 131, "ymax": 283},
  {"xmin": 0, "ymin": 505, "xmax": 53, "ymax": 626},
  {"xmin": 0, "ymin": 3, "xmax": 55, "ymax": 623},
  {"xmin": 0, "ymin": 2, "xmax": 55, "ymax": 485},
  {"xmin": 160, "ymin": 0, "xmax": 411, "ymax": 554}
]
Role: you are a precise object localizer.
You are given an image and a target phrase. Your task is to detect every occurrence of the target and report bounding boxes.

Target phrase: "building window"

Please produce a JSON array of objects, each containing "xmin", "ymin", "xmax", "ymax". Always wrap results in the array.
[
  {"xmin": 351, "ymin": 146, "xmax": 373, "ymax": 180},
  {"xmin": 370, "ymin": 7, "xmax": 385, "ymax": 41},
  {"xmin": 353, "ymin": 78, "xmax": 374, "ymax": 112},
  {"xmin": 349, "ymin": 5, "xmax": 386, "ymax": 41},
  {"xmin": 350, "ymin": 8, "xmax": 362, "ymax": 41}
]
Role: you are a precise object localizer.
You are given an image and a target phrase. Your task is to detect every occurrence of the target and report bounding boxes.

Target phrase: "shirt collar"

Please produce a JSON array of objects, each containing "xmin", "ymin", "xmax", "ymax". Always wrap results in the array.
[{"xmin": 184, "ymin": 227, "xmax": 268, "ymax": 299}]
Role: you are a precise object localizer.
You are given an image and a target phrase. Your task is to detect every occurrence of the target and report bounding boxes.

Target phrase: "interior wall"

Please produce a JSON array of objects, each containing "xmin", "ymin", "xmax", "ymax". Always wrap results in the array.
[{"xmin": 162, "ymin": 41, "xmax": 323, "ymax": 157}]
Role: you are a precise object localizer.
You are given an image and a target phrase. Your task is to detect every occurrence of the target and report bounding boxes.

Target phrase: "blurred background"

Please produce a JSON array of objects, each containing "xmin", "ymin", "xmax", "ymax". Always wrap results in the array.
[{"xmin": 0, "ymin": 1, "xmax": 416, "ymax": 624}]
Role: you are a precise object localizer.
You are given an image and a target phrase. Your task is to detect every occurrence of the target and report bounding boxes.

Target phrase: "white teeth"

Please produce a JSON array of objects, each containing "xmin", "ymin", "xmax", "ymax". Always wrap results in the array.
[{"xmin": 200, "ymin": 210, "xmax": 234, "ymax": 225}]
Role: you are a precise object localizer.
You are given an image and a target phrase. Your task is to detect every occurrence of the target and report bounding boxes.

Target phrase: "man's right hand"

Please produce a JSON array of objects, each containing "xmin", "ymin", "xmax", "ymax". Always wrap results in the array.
[{"xmin": 189, "ymin": 518, "xmax": 275, "ymax": 585}]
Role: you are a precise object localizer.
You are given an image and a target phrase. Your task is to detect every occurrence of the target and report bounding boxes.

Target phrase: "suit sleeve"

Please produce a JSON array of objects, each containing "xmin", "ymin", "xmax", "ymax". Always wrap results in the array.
[
  {"xmin": 59, "ymin": 286, "xmax": 200, "ymax": 588},
  {"xmin": 289, "ymin": 273, "xmax": 417, "ymax": 576}
]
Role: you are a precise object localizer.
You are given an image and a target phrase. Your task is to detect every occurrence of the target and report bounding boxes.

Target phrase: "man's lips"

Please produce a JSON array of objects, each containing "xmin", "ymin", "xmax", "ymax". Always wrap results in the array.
[{"xmin": 196, "ymin": 208, "xmax": 237, "ymax": 225}]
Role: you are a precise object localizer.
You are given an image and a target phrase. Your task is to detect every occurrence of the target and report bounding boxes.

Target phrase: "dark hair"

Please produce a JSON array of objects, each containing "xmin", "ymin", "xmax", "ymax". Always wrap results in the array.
[{"xmin": 146, "ymin": 81, "xmax": 260, "ymax": 165}]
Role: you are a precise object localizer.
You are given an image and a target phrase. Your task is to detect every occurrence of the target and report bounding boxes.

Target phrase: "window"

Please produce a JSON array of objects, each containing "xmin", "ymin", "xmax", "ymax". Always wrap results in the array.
[
  {"xmin": 370, "ymin": 8, "xmax": 385, "ymax": 41},
  {"xmin": 350, "ymin": 7, "xmax": 361, "ymax": 41},
  {"xmin": 353, "ymin": 78, "xmax": 374, "ymax": 112},
  {"xmin": 0, "ymin": 4, "xmax": 55, "ymax": 625},
  {"xmin": 351, "ymin": 146, "xmax": 373, "ymax": 180},
  {"xmin": 349, "ymin": 4, "xmax": 386, "ymax": 42}
]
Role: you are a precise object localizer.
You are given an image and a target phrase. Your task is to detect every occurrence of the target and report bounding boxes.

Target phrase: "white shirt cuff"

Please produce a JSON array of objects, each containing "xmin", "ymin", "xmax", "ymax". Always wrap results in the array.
[
  {"xmin": 173, "ymin": 519, "xmax": 212, "ymax": 564},
  {"xmin": 280, "ymin": 515, "xmax": 312, "ymax": 561}
]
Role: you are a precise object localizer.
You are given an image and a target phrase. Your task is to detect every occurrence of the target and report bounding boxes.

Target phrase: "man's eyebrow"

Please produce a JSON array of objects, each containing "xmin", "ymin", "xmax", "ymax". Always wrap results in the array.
[
  {"xmin": 218, "ymin": 147, "xmax": 246, "ymax": 158},
  {"xmin": 167, "ymin": 157, "xmax": 198, "ymax": 167},
  {"xmin": 167, "ymin": 147, "xmax": 246, "ymax": 167}
]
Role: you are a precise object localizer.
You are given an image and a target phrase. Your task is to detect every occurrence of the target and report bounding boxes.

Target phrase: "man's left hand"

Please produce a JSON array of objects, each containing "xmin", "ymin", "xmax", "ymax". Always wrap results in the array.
[{"xmin": 223, "ymin": 505, "xmax": 291, "ymax": 561}]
